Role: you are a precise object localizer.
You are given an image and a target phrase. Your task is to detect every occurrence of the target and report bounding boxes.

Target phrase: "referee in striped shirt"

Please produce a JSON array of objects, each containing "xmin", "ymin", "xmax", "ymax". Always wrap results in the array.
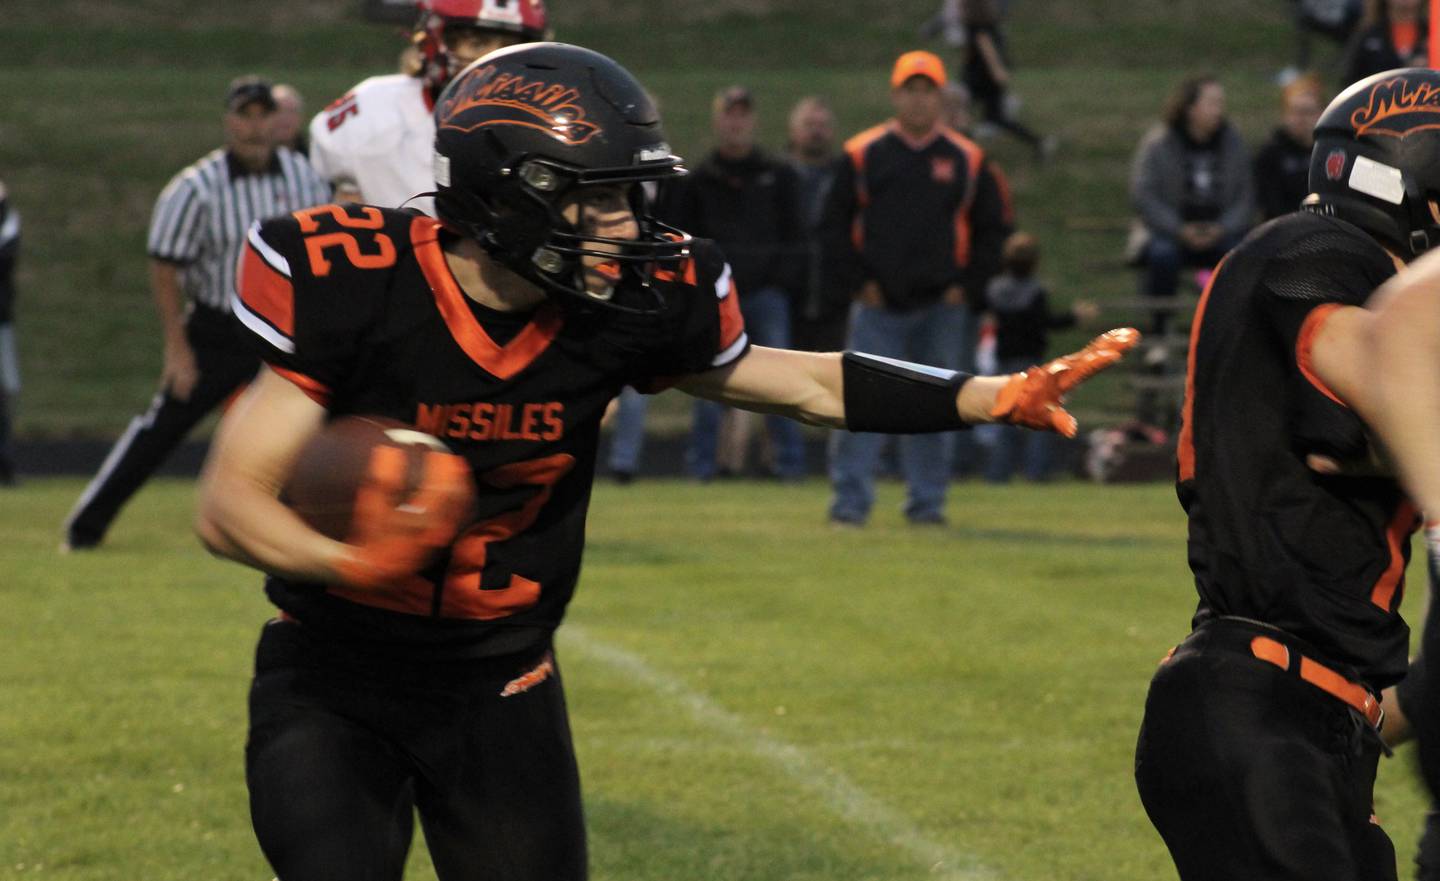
[{"xmin": 64, "ymin": 76, "xmax": 330, "ymax": 550}]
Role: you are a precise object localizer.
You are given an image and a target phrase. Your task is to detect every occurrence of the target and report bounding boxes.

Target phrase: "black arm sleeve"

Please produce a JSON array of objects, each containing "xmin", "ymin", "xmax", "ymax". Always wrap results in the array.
[{"xmin": 842, "ymin": 351, "xmax": 973, "ymax": 433}]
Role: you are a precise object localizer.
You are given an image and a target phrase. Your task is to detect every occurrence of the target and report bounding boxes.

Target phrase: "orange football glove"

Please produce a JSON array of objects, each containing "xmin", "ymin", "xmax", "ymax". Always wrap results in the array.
[
  {"xmin": 990, "ymin": 328, "xmax": 1141, "ymax": 438},
  {"xmin": 332, "ymin": 446, "xmax": 475, "ymax": 590}
]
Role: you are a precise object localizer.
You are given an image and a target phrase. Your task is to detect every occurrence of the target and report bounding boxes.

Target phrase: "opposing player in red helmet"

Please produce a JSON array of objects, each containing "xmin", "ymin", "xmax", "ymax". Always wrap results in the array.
[
  {"xmin": 1135, "ymin": 67, "xmax": 1440, "ymax": 881},
  {"xmin": 200, "ymin": 44, "xmax": 1135, "ymax": 880},
  {"xmin": 307, "ymin": 0, "xmax": 550, "ymax": 210},
  {"xmin": 414, "ymin": 0, "xmax": 549, "ymax": 96}
]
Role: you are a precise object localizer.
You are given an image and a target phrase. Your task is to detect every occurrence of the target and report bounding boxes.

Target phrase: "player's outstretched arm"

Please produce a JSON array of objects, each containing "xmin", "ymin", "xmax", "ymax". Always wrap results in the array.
[
  {"xmin": 675, "ymin": 329, "xmax": 1139, "ymax": 437},
  {"xmin": 194, "ymin": 367, "xmax": 347, "ymax": 581}
]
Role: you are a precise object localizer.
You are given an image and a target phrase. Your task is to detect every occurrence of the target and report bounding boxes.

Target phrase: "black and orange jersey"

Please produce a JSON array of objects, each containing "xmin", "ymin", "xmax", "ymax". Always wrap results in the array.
[
  {"xmin": 1177, "ymin": 209, "xmax": 1415, "ymax": 689},
  {"xmin": 820, "ymin": 122, "xmax": 1007, "ymax": 311},
  {"xmin": 233, "ymin": 203, "xmax": 748, "ymax": 658}
]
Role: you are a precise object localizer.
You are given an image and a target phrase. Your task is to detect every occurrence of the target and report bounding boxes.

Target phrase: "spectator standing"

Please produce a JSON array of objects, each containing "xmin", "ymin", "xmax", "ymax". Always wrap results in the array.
[
  {"xmin": 1254, "ymin": 73, "xmax": 1325, "ymax": 220},
  {"xmin": 1130, "ymin": 75, "xmax": 1254, "ymax": 330},
  {"xmin": 786, "ymin": 95, "xmax": 848, "ymax": 354},
  {"xmin": 824, "ymin": 50, "xmax": 1009, "ymax": 526},
  {"xmin": 981, "ymin": 232, "xmax": 1097, "ymax": 482},
  {"xmin": 0, "ymin": 181, "xmax": 19, "ymax": 486},
  {"xmin": 961, "ymin": 0, "xmax": 1054, "ymax": 160},
  {"xmin": 1284, "ymin": 0, "xmax": 1363, "ymax": 80},
  {"xmin": 61, "ymin": 77, "xmax": 330, "ymax": 550},
  {"xmin": 669, "ymin": 86, "xmax": 808, "ymax": 481},
  {"xmin": 271, "ymin": 83, "xmax": 308, "ymax": 154},
  {"xmin": 1344, "ymin": 0, "xmax": 1429, "ymax": 83},
  {"xmin": 307, "ymin": 0, "xmax": 548, "ymax": 211}
]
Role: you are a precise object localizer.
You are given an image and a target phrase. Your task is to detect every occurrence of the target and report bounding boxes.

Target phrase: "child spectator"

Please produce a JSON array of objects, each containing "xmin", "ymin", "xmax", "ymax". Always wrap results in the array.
[{"xmin": 982, "ymin": 232, "xmax": 1098, "ymax": 482}]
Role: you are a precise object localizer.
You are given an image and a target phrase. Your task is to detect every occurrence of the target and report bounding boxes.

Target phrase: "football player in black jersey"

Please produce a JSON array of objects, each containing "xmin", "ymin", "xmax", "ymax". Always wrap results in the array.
[
  {"xmin": 195, "ymin": 43, "xmax": 1136, "ymax": 881},
  {"xmin": 1134, "ymin": 68, "xmax": 1440, "ymax": 881}
]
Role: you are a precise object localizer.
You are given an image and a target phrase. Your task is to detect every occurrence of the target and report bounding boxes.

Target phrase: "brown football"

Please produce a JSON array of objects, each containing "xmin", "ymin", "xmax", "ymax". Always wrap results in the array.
[{"xmin": 282, "ymin": 415, "xmax": 473, "ymax": 541}]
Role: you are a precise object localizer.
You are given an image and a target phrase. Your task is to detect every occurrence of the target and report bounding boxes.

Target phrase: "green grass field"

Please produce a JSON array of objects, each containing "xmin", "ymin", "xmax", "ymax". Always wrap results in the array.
[{"xmin": 2, "ymin": 476, "xmax": 1433, "ymax": 880}]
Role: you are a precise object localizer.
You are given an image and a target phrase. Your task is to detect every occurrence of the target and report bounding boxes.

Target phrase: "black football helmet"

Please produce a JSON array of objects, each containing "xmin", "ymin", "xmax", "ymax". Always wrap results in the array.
[
  {"xmin": 432, "ymin": 42, "xmax": 690, "ymax": 313},
  {"xmin": 1306, "ymin": 68, "xmax": 1440, "ymax": 257}
]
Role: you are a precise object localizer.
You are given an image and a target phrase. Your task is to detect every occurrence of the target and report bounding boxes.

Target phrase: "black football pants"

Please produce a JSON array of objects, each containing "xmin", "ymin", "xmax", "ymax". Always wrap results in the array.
[
  {"xmin": 63, "ymin": 307, "xmax": 256, "ymax": 546},
  {"xmin": 245, "ymin": 619, "xmax": 587, "ymax": 881},
  {"xmin": 1135, "ymin": 619, "xmax": 1396, "ymax": 881}
]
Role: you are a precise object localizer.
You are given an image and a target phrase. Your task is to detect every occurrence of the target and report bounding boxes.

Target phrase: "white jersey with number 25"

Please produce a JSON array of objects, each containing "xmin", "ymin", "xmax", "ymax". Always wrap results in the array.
[{"xmin": 307, "ymin": 73, "xmax": 436, "ymax": 213}]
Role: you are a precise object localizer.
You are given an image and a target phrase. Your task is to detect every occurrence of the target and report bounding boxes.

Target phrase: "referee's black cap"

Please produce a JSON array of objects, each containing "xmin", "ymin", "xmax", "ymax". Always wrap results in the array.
[{"xmin": 225, "ymin": 76, "xmax": 277, "ymax": 113}]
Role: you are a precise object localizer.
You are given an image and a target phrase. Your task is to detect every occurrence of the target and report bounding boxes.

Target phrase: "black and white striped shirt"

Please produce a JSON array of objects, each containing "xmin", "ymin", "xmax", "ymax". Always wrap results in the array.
[{"xmin": 147, "ymin": 147, "xmax": 330, "ymax": 311}]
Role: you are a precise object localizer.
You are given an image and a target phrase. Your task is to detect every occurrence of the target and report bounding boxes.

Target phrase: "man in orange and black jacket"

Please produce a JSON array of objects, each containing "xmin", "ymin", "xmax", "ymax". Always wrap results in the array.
[{"xmin": 821, "ymin": 49, "xmax": 1011, "ymax": 526}]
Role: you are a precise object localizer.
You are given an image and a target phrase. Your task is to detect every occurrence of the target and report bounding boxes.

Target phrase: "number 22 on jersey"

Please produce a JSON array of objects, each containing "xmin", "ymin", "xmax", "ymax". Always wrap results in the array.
[{"xmin": 293, "ymin": 204, "xmax": 396, "ymax": 276}]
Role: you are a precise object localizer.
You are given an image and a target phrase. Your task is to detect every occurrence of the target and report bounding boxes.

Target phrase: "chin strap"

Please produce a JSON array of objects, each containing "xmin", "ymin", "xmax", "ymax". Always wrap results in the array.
[{"xmin": 1408, "ymin": 223, "xmax": 1440, "ymax": 256}]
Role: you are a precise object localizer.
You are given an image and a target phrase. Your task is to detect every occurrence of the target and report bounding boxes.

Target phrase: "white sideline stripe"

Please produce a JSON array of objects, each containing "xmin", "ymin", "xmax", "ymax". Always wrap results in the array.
[{"xmin": 563, "ymin": 627, "xmax": 998, "ymax": 881}]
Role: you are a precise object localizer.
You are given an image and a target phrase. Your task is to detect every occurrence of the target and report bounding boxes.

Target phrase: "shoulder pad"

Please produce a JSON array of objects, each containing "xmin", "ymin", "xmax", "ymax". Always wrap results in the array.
[{"xmin": 1254, "ymin": 212, "xmax": 1394, "ymax": 305}]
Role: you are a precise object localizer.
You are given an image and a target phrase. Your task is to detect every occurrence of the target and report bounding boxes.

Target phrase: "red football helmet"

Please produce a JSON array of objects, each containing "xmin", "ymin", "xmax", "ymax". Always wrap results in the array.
[{"xmin": 414, "ymin": 0, "xmax": 550, "ymax": 96}]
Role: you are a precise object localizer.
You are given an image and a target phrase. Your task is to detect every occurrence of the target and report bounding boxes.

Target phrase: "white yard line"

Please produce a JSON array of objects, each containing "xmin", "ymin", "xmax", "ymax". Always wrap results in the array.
[{"xmin": 563, "ymin": 627, "xmax": 999, "ymax": 881}]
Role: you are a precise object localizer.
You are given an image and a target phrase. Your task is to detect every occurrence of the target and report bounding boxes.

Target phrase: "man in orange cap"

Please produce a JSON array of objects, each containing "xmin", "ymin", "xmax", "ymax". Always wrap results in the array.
[{"xmin": 822, "ymin": 50, "xmax": 1012, "ymax": 526}]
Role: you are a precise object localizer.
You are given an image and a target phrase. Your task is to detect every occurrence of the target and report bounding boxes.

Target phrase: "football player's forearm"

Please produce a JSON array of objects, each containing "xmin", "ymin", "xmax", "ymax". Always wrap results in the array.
[
  {"xmin": 194, "ymin": 369, "xmax": 347, "ymax": 583},
  {"xmin": 196, "ymin": 464, "xmax": 347, "ymax": 582},
  {"xmin": 677, "ymin": 347, "xmax": 848, "ymax": 427},
  {"xmin": 1363, "ymin": 271, "xmax": 1440, "ymax": 516}
]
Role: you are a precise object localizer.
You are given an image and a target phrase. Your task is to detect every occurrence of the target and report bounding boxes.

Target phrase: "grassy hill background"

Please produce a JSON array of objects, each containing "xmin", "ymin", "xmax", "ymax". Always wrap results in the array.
[{"xmin": 1, "ymin": 0, "xmax": 1321, "ymax": 436}]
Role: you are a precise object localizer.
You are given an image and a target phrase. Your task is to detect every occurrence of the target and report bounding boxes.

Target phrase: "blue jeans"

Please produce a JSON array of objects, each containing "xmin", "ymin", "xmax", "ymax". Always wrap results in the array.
[
  {"xmin": 687, "ymin": 286, "xmax": 806, "ymax": 479},
  {"xmin": 605, "ymin": 386, "xmax": 648, "ymax": 475},
  {"xmin": 828, "ymin": 300, "xmax": 971, "ymax": 522},
  {"xmin": 983, "ymin": 355, "xmax": 1053, "ymax": 482},
  {"xmin": 1140, "ymin": 232, "xmax": 1237, "ymax": 332}
]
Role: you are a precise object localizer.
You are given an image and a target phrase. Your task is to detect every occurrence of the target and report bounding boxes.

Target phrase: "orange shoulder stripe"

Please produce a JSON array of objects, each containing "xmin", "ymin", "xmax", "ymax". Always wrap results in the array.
[
  {"xmin": 1176, "ymin": 255, "xmax": 1228, "ymax": 483},
  {"xmin": 1370, "ymin": 501, "xmax": 1418, "ymax": 612},
  {"xmin": 843, "ymin": 123, "xmax": 891, "ymax": 170},
  {"xmin": 1296, "ymin": 303, "xmax": 1348, "ymax": 408},
  {"xmin": 238, "ymin": 240, "xmax": 295, "ymax": 338}
]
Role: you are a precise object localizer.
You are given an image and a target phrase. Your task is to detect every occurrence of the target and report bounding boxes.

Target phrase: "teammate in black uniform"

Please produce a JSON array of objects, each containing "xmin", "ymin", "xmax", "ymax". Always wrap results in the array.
[
  {"xmin": 1134, "ymin": 68, "xmax": 1440, "ymax": 881},
  {"xmin": 195, "ymin": 44, "xmax": 1136, "ymax": 881}
]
